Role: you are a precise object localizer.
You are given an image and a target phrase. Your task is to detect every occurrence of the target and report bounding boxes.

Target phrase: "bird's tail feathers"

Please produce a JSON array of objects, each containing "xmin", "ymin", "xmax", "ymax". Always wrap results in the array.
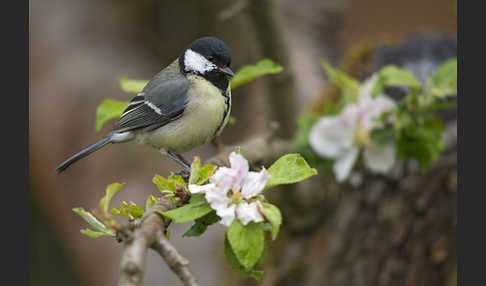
[{"xmin": 56, "ymin": 137, "xmax": 112, "ymax": 173}]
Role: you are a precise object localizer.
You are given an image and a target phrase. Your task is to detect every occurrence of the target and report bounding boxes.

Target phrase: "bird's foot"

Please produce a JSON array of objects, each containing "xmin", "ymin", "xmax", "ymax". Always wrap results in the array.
[{"xmin": 171, "ymin": 168, "xmax": 190, "ymax": 180}]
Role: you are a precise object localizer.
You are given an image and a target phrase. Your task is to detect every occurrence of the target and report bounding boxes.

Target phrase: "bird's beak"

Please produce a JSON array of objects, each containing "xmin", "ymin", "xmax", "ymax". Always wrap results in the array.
[{"xmin": 219, "ymin": 66, "xmax": 235, "ymax": 78}]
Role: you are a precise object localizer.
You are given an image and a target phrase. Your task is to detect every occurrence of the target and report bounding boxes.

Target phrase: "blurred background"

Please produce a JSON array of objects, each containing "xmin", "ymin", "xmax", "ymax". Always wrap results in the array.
[{"xmin": 29, "ymin": 0, "xmax": 457, "ymax": 285}]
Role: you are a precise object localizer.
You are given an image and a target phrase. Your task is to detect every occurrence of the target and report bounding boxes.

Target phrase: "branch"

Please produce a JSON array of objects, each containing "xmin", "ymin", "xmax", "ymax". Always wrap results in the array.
[
  {"xmin": 218, "ymin": 0, "xmax": 248, "ymax": 21},
  {"xmin": 152, "ymin": 232, "xmax": 198, "ymax": 286},
  {"xmin": 116, "ymin": 127, "xmax": 291, "ymax": 286},
  {"xmin": 117, "ymin": 197, "xmax": 198, "ymax": 286}
]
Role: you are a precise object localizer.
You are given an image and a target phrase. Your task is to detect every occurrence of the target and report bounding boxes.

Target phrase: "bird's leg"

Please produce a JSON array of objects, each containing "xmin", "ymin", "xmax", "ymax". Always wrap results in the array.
[
  {"xmin": 172, "ymin": 153, "xmax": 192, "ymax": 179},
  {"xmin": 161, "ymin": 150, "xmax": 191, "ymax": 174},
  {"xmin": 175, "ymin": 153, "xmax": 191, "ymax": 167}
]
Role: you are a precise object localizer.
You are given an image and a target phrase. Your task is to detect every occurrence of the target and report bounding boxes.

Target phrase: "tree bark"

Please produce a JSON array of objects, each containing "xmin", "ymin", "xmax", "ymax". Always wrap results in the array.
[
  {"xmin": 118, "ymin": 198, "xmax": 198, "ymax": 286},
  {"xmin": 256, "ymin": 151, "xmax": 457, "ymax": 286}
]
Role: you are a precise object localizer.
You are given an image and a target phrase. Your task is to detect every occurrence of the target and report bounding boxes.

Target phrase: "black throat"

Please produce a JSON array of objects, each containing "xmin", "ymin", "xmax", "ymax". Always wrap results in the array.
[
  {"xmin": 201, "ymin": 71, "xmax": 230, "ymax": 93},
  {"xmin": 178, "ymin": 57, "xmax": 229, "ymax": 93}
]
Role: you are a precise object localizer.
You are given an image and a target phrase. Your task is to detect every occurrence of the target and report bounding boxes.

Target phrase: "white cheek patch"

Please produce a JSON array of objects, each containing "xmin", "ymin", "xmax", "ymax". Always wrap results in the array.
[{"xmin": 184, "ymin": 49, "xmax": 216, "ymax": 74}]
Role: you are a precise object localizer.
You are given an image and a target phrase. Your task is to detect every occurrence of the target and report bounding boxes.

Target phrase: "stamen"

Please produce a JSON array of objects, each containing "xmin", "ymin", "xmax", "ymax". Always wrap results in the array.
[{"xmin": 231, "ymin": 191, "xmax": 242, "ymax": 204}]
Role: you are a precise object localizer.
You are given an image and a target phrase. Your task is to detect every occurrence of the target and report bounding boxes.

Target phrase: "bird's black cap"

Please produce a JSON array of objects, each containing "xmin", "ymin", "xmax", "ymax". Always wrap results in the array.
[
  {"xmin": 180, "ymin": 37, "xmax": 232, "ymax": 69},
  {"xmin": 179, "ymin": 37, "xmax": 233, "ymax": 92}
]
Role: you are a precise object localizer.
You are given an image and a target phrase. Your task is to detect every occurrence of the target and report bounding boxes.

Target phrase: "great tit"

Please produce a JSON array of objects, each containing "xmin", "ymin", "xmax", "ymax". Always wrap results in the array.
[{"xmin": 56, "ymin": 37, "xmax": 234, "ymax": 173}]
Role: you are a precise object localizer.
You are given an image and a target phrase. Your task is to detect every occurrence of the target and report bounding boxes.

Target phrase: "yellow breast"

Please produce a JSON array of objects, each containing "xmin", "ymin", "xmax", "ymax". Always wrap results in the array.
[{"xmin": 138, "ymin": 75, "xmax": 231, "ymax": 153}]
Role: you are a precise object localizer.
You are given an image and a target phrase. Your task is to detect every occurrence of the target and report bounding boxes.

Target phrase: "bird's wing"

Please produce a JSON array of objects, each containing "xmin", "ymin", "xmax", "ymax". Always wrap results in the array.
[{"xmin": 113, "ymin": 78, "xmax": 190, "ymax": 133}]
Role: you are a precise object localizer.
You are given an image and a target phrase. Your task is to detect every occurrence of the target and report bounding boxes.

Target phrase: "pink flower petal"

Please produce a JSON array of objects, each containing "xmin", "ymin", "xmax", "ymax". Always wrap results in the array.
[
  {"xmin": 309, "ymin": 105, "xmax": 357, "ymax": 159},
  {"xmin": 210, "ymin": 167, "xmax": 237, "ymax": 193},
  {"xmin": 205, "ymin": 185, "xmax": 231, "ymax": 207},
  {"xmin": 333, "ymin": 148, "xmax": 359, "ymax": 182},
  {"xmin": 236, "ymin": 202, "xmax": 264, "ymax": 225},
  {"xmin": 241, "ymin": 168, "xmax": 271, "ymax": 199},
  {"xmin": 215, "ymin": 203, "xmax": 236, "ymax": 227},
  {"xmin": 229, "ymin": 152, "xmax": 249, "ymax": 191},
  {"xmin": 188, "ymin": 183, "xmax": 215, "ymax": 194},
  {"xmin": 358, "ymin": 95, "xmax": 395, "ymax": 132}
]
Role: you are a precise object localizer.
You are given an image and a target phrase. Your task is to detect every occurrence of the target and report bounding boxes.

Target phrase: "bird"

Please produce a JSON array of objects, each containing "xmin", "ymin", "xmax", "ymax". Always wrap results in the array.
[{"xmin": 56, "ymin": 37, "xmax": 234, "ymax": 174}]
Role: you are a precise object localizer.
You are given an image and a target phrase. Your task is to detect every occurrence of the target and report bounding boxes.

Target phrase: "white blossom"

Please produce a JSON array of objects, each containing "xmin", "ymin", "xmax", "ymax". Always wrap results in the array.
[
  {"xmin": 188, "ymin": 152, "xmax": 270, "ymax": 226},
  {"xmin": 236, "ymin": 201, "xmax": 264, "ymax": 226},
  {"xmin": 309, "ymin": 75, "xmax": 397, "ymax": 182}
]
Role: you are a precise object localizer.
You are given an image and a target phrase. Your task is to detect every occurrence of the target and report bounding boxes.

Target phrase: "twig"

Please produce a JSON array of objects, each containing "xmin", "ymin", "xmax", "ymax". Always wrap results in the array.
[
  {"xmin": 152, "ymin": 232, "xmax": 198, "ymax": 286},
  {"xmin": 218, "ymin": 0, "xmax": 248, "ymax": 21},
  {"xmin": 117, "ymin": 198, "xmax": 198, "ymax": 286}
]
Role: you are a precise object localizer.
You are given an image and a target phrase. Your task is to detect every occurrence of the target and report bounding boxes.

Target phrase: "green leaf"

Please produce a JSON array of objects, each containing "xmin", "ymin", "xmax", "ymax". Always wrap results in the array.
[
  {"xmin": 248, "ymin": 270, "xmax": 263, "ymax": 281},
  {"xmin": 370, "ymin": 126, "xmax": 396, "ymax": 146},
  {"xmin": 227, "ymin": 220, "xmax": 265, "ymax": 270},
  {"xmin": 153, "ymin": 174, "xmax": 188, "ymax": 193},
  {"xmin": 265, "ymin": 154, "xmax": 318, "ymax": 190},
  {"xmin": 189, "ymin": 157, "xmax": 217, "ymax": 185},
  {"xmin": 252, "ymin": 236, "xmax": 268, "ymax": 272},
  {"xmin": 372, "ymin": 65, "xmax": 421, "ymax": 97},
  {"xmin": 183, "ymin": 221, "xmax": 207, "ymax": 237},
  {"xmin": 183, "ymin": 211, "xmax": 220, "ymax": 237},
  {"xmin": 111, "ymin": 208, "xmax": 121, "ymax": 216},
  {"xmin": 72, "ymin": 207, "xmax": 110, "ymax": 233},
  {"xmin": 153, "ymin": 174, "xmax": 176, "ymax": 193},
  {"xmin": 224, "ymin": 234, "xmax": 244, "ymax": 270},
  {"xmin": 99, "ymin": 183, "xmax": 125, "ymax": 214},
  {"xmin": 145, "ymin": 195, "xmax": 159, "ymax": 211},
  {"xmin": 224, "ymin": 233, "xmax": 265, "ymax": 281},
  {"xmin": 188, "ymin": 156, "xmax": 202, "ymax": 185},
  {"xmin": 230, "ymin": 59, "xmax": 283, "ymax": 89},
  {"xmin": 290, "ymin": 113, "xmax": 320, "ymax": 151},
  {"xmin": 95, "ymin": 98, "xmax": 129, "ymax": 131},
  {"xmin": 119, "ymin": 76, "xmax": 148, "ymax": 94},
  {"xmin": 228, "ymin": 116, "xmax": 237, "ymax": 124},
  {"xmin": 321, "ymin": 58, "xmax": 360, "ymax": 102},
  {"xmin": 111, "ymin": 201, "xmax": 145, "ymax": 220},
  {"xmin": 128, "ymin": 204, "xmax": 145, "ymax": 219},
  {"xmin": 259, "ymin": 203, "xmax": 282, "ymax": 240},
  {"xmin": 159, "ymin": 194, "xmax": 212, "ymax": 223},
  {"xmin": 260, "ymin": 222, "xmax": 273, "ymax": 232},
  {"xmin": 426, "ymin": 58, "xmax": 457, "ymax": 98},
  {"xmin": 396, "ymin": 118, "xmax": 445, "ymax": 168},
  {"xmin": 80, "ymin": 228, "xmax": 114, "ymax": 238},
  {"xmin": 168, "ymin": 174, "xmax": 187, "ymax": 191},
  {"xmin": 188, "ymin": 193, "xmax": 206, "ymax": 204},
  {"xmin": 196, "ymin": 165, "xmax": 217, "ymax": 184}
]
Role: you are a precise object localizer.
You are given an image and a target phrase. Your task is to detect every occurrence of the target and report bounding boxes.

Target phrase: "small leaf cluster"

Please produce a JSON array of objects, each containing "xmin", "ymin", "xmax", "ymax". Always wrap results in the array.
[
  {"xmin": 292, "ymin": 57, "xmax": 457, "ymax": 172},
  {"xmin": 372, "ymin": 59, "xmax": 457, "ymax": 168},
  {"xmin": 72, "ymin": 174, "xmax": 186, "ymax": 238},
  {"xmin": 72, "ymin": 182, "xmax": 125, "ymax": 238}
]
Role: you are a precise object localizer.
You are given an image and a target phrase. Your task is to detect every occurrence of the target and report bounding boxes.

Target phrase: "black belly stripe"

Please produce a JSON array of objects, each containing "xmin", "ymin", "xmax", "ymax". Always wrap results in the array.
[{"xmin": 213, "ymin": 90, "xmax": 231, "ymax": 136}]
